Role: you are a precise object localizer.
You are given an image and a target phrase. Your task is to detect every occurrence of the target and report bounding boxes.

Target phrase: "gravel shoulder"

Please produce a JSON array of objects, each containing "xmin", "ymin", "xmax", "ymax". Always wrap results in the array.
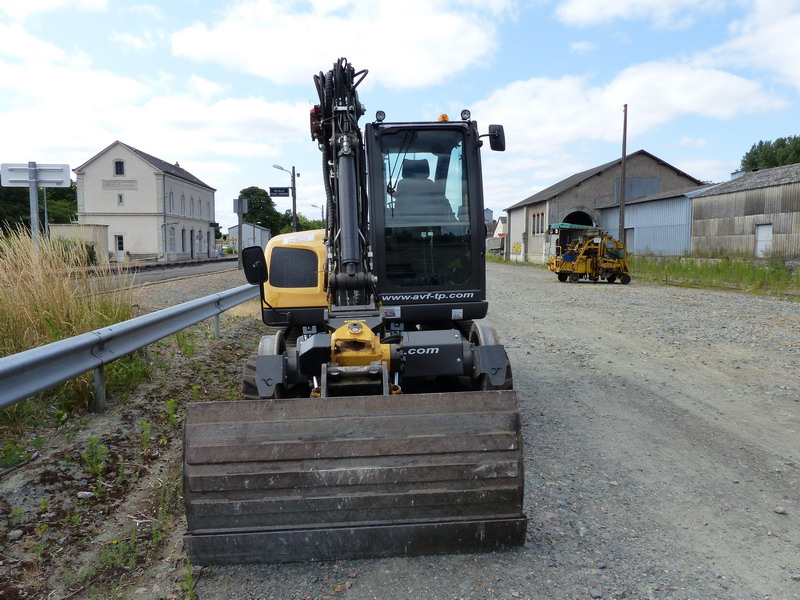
[{"xmin": 2, "ymin": 265, "xmax": 798, "ymax": 600}]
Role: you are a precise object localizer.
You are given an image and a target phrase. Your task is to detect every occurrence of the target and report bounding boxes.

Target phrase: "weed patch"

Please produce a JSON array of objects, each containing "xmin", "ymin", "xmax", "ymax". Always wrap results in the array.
[{"xmin": 631, "ymin": 255, "xmax": 800, "ymax": 296}]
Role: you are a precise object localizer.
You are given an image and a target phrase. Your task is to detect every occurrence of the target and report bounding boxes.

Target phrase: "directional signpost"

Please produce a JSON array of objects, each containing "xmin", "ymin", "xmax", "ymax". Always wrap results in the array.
[{"xmin": 1, "ymin": 162, "xmax": 71, "ymax": 247}]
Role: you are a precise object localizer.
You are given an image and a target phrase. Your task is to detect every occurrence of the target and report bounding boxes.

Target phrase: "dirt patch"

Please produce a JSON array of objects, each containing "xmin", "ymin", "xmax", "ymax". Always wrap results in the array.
[{"xmin": 0, "ymin": 270, "xmax": 262, "ymax": 599}]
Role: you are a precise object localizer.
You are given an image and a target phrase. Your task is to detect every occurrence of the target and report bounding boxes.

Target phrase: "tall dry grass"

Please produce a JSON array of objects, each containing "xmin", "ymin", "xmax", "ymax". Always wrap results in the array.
[{"xmin": 0, "ymin": 226, "xmax": 138, "ymax": 423}]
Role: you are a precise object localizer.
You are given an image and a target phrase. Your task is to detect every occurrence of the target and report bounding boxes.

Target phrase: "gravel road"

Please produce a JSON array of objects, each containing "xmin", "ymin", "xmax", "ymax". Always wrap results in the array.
[
  {"xmin": 2, "ymin": 265, "xmax": 798, "ymax": 600},
  {"xmin": 192, "ymin": 264, "xmax": 800, "ymax": 600}
]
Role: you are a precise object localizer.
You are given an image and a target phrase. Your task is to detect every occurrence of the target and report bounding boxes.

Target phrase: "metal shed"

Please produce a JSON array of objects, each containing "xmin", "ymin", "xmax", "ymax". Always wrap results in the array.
[
  {"xmin": 600, "ymin": 185, "xmax": 715, "ymax": 256},
  {"xmin": 691, "ymin": 164, "xmax": 800, "ymax": 258}
]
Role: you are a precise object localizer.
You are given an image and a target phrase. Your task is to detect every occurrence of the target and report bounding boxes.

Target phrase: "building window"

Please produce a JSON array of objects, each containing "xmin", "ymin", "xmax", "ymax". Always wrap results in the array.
[
  {"xmin": 181, "ymin": 229, "xmax": 186, "ymax": 253},
  {"xmin": 531, "ymin": 212, "xmax": 545, "ymax": 235},
  {"xmin": 168, "ymin": 191, "xmax": 174, "ymax": 214},
  {"xmin": 207, "ymin": 201, "xmax": 211, "ymax": 219},
  {"xmin": 190, "ymin": 197, "xmax": 194, "ymax": 217},
  {"xmin": 169, "ymin": 227, "xmax": 176, "ymax": 252},
  {"xmin": 180, "ymin": 194, "xmax": 186, "ymax": 216},
  {"xmin": 114, "ymin": 160, "xmax": 125, "ymax": 176},
  {"xmin": 115, "ymin": 235, "xmax": 124, "ymax": 251},
  {"xmin": 117, "ymin": 193, "xmax": 124, "ymax": 206}
]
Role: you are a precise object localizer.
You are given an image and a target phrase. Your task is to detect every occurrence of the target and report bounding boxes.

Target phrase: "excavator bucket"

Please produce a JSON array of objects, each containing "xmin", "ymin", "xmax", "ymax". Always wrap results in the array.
[{"xmin": 183, "ymin": 390, "xmax": 527, "ymax": 564}]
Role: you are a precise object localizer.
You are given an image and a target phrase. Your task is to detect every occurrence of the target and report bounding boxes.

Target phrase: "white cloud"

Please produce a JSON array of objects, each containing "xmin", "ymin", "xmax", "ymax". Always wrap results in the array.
[
  {"xmin": 603, "ymin": 61, "xmax": 783, "ymax": 123},
  {"xmin": 0, "ymin": 0, "xmax": 106, "ymax": 19},
  {"xmin": 677, "ymin": 136, "xmax": 709, "ymax": 147},
  {"xmin": 555, "ymin": 0, "xmax": 731, "ymax": 29},
  {"xmin": 699, "ymin": 0, "xmax": 800, "ymax": 93},
  {"xmin": 110, "ymin": 30, "xmax": 160, "ymax": 52},
  {"xmin": 569, "ymin": 40, "xmax": 599, "ymax": 55},
  {"xmin": 170, "ymin": 0, "xmax": 503, "ymax": 88},
  {"xmin": 187, "ymin": 75, "xmax": 228, "ymax": 101},
  {"xmin": 126, "ymin": 4, "xmax": 165, "ymax": 20},
  {"xmin": 471, "ymin": 60, "xmax": 784, "ymax": 197},
  {"xmin": 672, "ymin": 157, "xmax": 732, "ymax": 183},
  {"xmin": 0, "ymin": 22, "xmax": 68, "ymax": 62}
]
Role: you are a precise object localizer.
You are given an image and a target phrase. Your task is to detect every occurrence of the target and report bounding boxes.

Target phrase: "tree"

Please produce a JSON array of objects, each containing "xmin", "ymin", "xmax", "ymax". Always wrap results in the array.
[
  {"xmin": 741, "ymin": 135, "xmax": 800, "ymax": 170},
  {"xmin": 0, "ymin": 181, "xmax": 77, "ymax": 231},
  {"xmin": 239, "ymin": 186, "xmax": 288, "ymax": 235},
  {"xmin": 277, "ymin": 211, "xmax": 325, "ymax": 234}
]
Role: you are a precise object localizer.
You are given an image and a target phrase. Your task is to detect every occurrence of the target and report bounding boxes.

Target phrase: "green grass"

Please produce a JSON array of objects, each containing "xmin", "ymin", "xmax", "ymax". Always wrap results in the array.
[
  {"xmin": 630, "ymin": 255, "xmax": 800, "ymax": 296},
  {"xmin": 487, "ymin": 251, "xmax": 800, "ymax": 297},
  {"xmin": 486, "ymin": 253, "xmax": 544, "ymax": 268}
]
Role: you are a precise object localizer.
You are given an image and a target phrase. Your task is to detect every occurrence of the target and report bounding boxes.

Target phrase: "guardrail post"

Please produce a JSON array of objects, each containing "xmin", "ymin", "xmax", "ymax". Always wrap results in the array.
[
  {"xmin": 92, "ymin": 365, "xmax": 107, "ymax": 412},
  {"xmin": 214, "ymin": 314, "xmax": 221, "ymax": 339}
]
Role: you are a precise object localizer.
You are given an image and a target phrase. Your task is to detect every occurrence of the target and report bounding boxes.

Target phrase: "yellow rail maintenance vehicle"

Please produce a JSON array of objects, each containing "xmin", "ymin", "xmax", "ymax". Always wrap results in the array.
[{"xmin": 547, "ymin": 223, "xmax": 631, "ymax": 284}]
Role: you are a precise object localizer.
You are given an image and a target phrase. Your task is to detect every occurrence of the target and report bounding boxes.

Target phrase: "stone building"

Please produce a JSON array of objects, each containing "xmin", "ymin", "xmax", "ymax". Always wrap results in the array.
[{"xmin": 75, "ymin": 141, "xmax": 218, "ymax": 262}]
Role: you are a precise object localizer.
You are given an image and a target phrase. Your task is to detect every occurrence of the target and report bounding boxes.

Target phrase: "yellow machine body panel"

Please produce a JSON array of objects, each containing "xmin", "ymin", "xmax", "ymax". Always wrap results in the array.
[{"xmin": 262, "ymin": 229, "xmax": 328, "ymax": 309}]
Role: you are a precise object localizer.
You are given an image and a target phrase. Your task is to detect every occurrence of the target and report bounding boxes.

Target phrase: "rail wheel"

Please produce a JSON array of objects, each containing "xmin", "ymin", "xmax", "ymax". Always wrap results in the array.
[
  {"xmin": 557, "ymin": 273, "xmax": 568, "ymax": 282},
  {"xmin": 607, "ymin": 275, "xmax": 617, "ymax": 283},
  {"xmin": 243, "ymin": 329, "xmax": 286, "ymax": 399},
  {"xmin": 620, "ymin": 274, "xmax": 631, "ymax": 285},
  {"xmin": 469, "ymin": 323, "xmax": 513, "ymax": 390},
  {"xmin": 569, "ymin": 273, "xmax": 580, "ymax": 283}
]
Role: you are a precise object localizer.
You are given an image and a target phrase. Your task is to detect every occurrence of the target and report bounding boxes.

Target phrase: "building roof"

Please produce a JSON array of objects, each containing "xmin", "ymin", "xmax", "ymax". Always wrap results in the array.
[
  {"xmin": 693, "ymin": 162, "xmax": 800, "ymax": 197},
  {"xmin": 598, "ymin": 183, "xmax": 720, "ymax": 209},
  {"xmin": 505, "ymin": 149, "xmax": 702, "ymax": 211},
  {"xmin": 227, "ymin": 222, "xmax": 271, "ymax": 234},
  {"xmin": 74, "ymin": 140, "xmax": 216, "ymax": 191}
]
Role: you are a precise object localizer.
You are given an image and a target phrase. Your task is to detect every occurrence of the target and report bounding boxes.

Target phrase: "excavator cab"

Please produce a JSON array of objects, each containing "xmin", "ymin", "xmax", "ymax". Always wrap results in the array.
[{"xmin": 368, "ymin": 122, "xmax": 488, "ymax": 325}]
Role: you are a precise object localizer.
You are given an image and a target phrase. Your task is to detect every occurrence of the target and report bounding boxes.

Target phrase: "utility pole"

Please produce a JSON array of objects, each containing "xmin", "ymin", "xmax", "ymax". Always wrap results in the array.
[
  {"xmin": 273, "ymin": 164, "xmax": 298, "ymax": 232},
  {"xmin": 618, "ymin": 104, "xmax": 628, "ymax": 245},
  {"xmin": 290, "ymin": 165, "xmax": 297, "ymax": 232}
]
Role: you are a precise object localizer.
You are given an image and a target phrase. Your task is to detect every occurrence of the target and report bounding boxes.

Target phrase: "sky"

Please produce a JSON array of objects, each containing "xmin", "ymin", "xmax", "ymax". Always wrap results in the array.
[{"xmin": 1, "ymin": 0, "xmax": 799, "ymax": 231}]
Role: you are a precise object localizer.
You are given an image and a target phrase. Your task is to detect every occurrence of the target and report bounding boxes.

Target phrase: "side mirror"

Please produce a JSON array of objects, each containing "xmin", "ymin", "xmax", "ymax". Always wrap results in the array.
[
  {"xmin": 242, "ymin": 245, "xmax": 268, "ymax": 284},
  {"xmin": 488, "ymin": 124, "xmax": 505, "ymax": 152}
]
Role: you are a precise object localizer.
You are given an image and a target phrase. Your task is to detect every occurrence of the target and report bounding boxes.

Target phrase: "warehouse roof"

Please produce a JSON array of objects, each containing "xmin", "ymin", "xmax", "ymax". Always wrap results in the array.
[
  {"xmin": 694, "ymin": 163, "xmax": 800, "ymax": 197},
  {"xmin": 506, "ymin": 149, "xmax": 701, "ymax": 211},
  {"xmin": 597, "ymin": 183, "xmax": 720, "ymax": 209}
]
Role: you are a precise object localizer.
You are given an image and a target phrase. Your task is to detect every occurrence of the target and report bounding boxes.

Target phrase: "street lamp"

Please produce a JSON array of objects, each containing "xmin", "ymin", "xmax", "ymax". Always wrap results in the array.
[
  {"xmin": 311, "ymin": 203, "xmax": 325, "ymax": 222},
  {"xmin": 273, "ymin": 163, "xmax": 298, "ymax": 232}
]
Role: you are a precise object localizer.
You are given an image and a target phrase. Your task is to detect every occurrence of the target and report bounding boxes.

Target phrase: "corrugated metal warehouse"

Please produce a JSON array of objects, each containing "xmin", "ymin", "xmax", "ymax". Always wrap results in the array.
[
  {"xmin": 600, "ymin": 186, "xmax": 715, "ymax": 256},
  {"xmin": 691, "ymin": 164, "xmax": 800, "ymax": 258}
]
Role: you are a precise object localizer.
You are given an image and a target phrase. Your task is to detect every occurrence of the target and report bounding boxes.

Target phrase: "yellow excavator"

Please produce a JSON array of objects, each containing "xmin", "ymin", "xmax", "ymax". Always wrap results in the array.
[{"xmin": 182, "ymin": 59, "xmax": 527, "ymax": 564}]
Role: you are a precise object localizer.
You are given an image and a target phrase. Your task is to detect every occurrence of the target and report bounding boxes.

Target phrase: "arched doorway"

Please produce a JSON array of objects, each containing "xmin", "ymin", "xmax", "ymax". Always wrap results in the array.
[
  {"xmin": 563, "ymin": 210, "xmax": 594, "ymax": 226},
  {"xmin": 552, "ymin": 210, "xmax": 597, "ymax": 254}
]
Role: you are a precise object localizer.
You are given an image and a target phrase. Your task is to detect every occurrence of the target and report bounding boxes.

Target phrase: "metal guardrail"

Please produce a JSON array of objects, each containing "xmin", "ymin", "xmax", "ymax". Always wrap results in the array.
[{"xmin": 0, "ymin": 284, "xmax": 260, "ymax": 411}]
